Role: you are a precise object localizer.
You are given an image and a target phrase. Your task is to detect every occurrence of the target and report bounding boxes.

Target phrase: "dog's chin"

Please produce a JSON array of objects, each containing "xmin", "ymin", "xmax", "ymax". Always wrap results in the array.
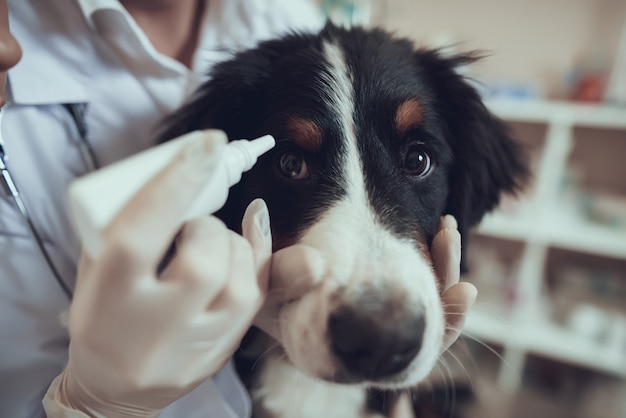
[{"xmin": 275, "ymin": 288, "xmax": 446, "ymax": 389}]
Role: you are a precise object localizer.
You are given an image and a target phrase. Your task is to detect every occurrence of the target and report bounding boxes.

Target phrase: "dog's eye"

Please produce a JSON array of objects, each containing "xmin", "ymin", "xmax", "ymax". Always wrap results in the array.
[
  {"xmin": 404, "ymin": 145, "xmax": 432, "ymax": 177},
  {"xmin": 278, "ymin": 151, "xmax": 308, "ymax": 180}
]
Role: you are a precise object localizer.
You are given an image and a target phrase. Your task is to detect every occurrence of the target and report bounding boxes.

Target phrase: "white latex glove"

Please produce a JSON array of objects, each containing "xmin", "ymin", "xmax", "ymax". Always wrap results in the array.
[
  {"xmin": 47, "ymin": 131, "xmax": 272, "ymax": 418},
  {"xmin": 390, "ymin": 393, "xmax": 415, "ymax": 418},
  {"xmin": 432, "ymin": 215, "xmax": 478, "ymax": 353},
  {"xmin": 390, "ymin": 216, "xmax": 478, "ymax": 418},
  {"xmin": 253, "ymin": 243, "xmax": 326, "ymax": 340}
]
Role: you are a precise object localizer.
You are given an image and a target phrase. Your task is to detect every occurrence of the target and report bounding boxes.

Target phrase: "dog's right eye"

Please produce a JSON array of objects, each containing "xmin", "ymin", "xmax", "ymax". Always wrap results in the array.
[{"xmin": 277, "ymin": 151, "xmax": 308, "ymax": 180}]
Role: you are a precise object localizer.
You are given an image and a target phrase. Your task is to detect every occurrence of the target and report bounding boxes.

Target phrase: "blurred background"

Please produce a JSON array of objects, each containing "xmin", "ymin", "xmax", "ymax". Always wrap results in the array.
[{"xmin": 321, "ymin": 1, "xmax": 626, "ymax": 417}]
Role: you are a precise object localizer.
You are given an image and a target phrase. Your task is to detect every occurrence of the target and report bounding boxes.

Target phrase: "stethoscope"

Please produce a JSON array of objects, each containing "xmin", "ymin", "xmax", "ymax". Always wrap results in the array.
[{"xmin": 0, "ymin": 102, "xmax": 97, "ymax": 300}]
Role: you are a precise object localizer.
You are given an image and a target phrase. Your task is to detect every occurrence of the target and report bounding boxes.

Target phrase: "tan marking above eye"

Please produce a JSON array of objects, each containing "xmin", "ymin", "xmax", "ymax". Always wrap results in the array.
[
  {"xmin": 395, "ymin": 99, "xmax": 424, "ymax": 136},
  {"xmin": 286, "ymin": 117, "xmax": 323, "ymax": 152}
]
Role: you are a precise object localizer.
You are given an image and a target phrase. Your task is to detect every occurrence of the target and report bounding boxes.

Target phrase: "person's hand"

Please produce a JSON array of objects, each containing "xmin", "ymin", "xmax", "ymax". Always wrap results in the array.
[
  {"xmin": 253, "ymin": 243, "xmax": 326, "ymax": 340},
  {"xmin": 390, "ymin": 216, "xmax": 478, "ymax": 418},
  {"xmin": 390, "ymin": 393, "xmax": 415, "ymax": 418},
  {"xmin": 431, "ymin": 215, "xmax": 478, "ymax": 353},
  {"xmin": 48, "ymin": 131, "xmax": 271, "ymax": 418}
]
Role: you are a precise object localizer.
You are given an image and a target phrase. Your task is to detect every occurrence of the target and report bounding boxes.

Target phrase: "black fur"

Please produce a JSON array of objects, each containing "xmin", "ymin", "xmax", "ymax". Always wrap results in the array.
[{"xmin": 413, "ymin": 49, "xmax": 528, "ymax": 268}]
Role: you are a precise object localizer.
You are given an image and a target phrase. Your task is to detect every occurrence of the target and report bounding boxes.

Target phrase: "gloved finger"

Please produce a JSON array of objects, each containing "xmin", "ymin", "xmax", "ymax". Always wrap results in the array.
[
  {"xmin": 208, "ymin": 231, "xmax": 263, "ymax": 319},
  {"xmin": 161, "ymin": 216, "xmax": 232, "ymax": 307},
  {"xmin": 440, "ymin": 281, "xmax": 477, "ymax": 352},
  {"xmin": 431, "ymin": 215, "xmax": 461, "ymax": 292},
  {"xmin": 71, "ymin": 252, "xmax": 108, "ymax": 323},
  {"xmin": 103, "ymin": 130, "xmax": 227, "ymax": 277},
  {"xmin": 439, "ymin": 214, "xmax": 458, "ymax": 231},
  {"xmin": 270, "ymin": 244, "xmax": 326, "ymax": 302},
  {"xmin": 253, "ymin": 244, "xmax": 326, "ymax": 340},
  {"xmin": 240, "ymin": 198, "xmax": 272, "ymax": 293},
  {"xmin": 71, "ymin": 252, "xmax": 95, "ymax": 302},
  {"xmin": 389, "ymin": 392, "xmax": 415, "ymax": 418}
]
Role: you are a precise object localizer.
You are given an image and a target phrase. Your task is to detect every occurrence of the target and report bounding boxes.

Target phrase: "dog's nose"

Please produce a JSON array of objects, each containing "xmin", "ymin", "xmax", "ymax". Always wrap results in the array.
[{"xmin": 328, "ymin": 306, "xmax": 426, "ymax": 380}]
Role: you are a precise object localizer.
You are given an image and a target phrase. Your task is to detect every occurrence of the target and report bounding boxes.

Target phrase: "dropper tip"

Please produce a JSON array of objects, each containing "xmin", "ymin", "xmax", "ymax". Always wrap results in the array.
[{"xmin": 249, "ymin": 134, "xmax": 276, "ymax": 157}]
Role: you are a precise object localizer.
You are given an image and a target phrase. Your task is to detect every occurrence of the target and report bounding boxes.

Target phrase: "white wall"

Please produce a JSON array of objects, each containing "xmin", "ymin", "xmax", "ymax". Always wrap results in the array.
[{"xmin": 379, "ymin": 0, "xmax": 626, "ymax": 98}]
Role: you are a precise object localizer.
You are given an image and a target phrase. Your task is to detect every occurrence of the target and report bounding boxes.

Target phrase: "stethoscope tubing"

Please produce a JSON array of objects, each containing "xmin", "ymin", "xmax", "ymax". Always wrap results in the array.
[{"xmin": 0, "ymin": 102, "xmax": 98, "ymax": 300}]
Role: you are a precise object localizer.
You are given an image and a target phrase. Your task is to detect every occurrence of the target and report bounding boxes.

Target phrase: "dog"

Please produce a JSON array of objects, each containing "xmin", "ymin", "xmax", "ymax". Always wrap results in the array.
[{"xmin": 158, "ymin": 23, "xmax": 528, "ymax": 418}]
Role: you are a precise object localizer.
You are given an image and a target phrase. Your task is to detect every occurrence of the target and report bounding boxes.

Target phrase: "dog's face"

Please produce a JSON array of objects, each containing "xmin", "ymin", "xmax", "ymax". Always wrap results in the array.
[{"xmin": 160, "ymin": 24, "xmax": 526, "ymax": 389}]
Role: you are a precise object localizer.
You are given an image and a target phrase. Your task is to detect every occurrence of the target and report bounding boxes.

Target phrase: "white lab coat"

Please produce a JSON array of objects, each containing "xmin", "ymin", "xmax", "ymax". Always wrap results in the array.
[{"xmin": 0, "ymin": 1, "xmax": 324, "ymax": 417}]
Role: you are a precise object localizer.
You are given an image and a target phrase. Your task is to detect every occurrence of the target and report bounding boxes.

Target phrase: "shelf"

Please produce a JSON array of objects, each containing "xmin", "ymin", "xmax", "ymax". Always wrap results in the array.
[
  {"xmin": 468, "ymin": 97, "xmax": 626, "ymax": 388},
  {"xmin": 478, "ymin": 212, "xmax": 626, "ymax": 260},
  {"xmin": 463, "ymin": 308, "xmax": 626, "ymax": 379},
  {"xmin": 476, "ymin": 212, "xmax": 536, "ymax": 243},
  {"xmin": 485, "ymin": 99, "xmax": 626, "ymax": 130}
]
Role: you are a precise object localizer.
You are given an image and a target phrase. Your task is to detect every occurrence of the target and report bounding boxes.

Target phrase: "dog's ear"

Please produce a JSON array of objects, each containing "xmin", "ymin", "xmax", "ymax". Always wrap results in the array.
[
  {"xmin": 156, "ymin": 50, "xmax": 273, "ymax": 143},
  {"xmin": 416, "ymin": 50, "xmax": 529, "ymax": 270}
]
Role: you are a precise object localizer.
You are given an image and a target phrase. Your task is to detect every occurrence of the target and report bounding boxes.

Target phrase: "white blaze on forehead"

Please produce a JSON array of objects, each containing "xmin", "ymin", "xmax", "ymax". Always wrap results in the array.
[
  {"xmin": 319, "ymin": 41, "xmax": 378, "ymax": 241},
  {"xmin": 320, "ymin": 41, "xmax": 366, "ymax": 205},
  {"xmin": 314, "ymin": 42, "xmax": 438, "ymax": 302},
  {"xmin": 305, "ymin": 41, "xmax": 371, "ymax": 288},
  {"xmin": 316, "ymin": 41, "xmax": 407, "ymax": 288},
  {"xmin": 321, "ymin": 41, "xmax": 356, "ymax": 145}
]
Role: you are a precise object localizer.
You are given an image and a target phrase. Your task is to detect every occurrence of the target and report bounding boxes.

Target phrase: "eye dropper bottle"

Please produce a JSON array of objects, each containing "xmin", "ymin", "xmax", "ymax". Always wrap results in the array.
[{"xmin": 67, "ymin": 131, "xmax": 275, "ymax": 258}]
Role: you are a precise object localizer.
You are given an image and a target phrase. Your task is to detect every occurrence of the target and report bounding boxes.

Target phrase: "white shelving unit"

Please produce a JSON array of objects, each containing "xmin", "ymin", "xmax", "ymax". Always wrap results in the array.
[{"xmin": 462, "ymin": 99, "xmax": 626, "ymax": 390}]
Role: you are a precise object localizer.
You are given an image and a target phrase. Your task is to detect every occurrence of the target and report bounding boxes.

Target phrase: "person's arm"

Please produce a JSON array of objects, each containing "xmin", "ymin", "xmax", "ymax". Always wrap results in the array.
[
  {"xmin": 40, "ymin": 129, "xmax": 327, "ymax": 418},
  {"xmin": 44, "ymin": 131, "xmax": 270, "ymax": 417}
]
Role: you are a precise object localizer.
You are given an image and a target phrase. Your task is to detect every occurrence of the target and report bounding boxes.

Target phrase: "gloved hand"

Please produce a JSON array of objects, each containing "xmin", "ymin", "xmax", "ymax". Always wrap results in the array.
[
  {"xmin": 431, "ymin": 215, "xmax": 478, "ymax": 352},
  {"xmin": 253, "ymin": 243, "xmax": 326, "ymax": 340},
  {"xmin": 46, "ymin": 131, "xmax": 273, "ymax": 418},
  {"xmin": 389, "ymin": 215, "xmax": 478, "ymax": 418}
]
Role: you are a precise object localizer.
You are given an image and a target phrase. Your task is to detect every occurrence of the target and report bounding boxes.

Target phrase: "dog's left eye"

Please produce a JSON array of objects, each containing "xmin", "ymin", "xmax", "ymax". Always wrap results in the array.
[
  {"xmin": 404, "ymin": 145, "xmax": 432, "ymax": 177},
  {"xmin": 277, "ymin": 151, "xmax": 309, "ymax": 180}
]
